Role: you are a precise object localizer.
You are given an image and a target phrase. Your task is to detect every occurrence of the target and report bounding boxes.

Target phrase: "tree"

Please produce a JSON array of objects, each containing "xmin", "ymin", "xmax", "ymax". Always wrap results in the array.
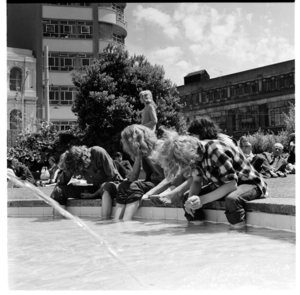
[
  {"xmin": 283, "ymin": 102, "xmax": 295, "ymax": 134},
  {"xmin": 71, "ymin": 44, "xmax": 187, "ymax": 155},
  {"xmin": 7, "ymin": 121, "xmax": 83, "ymax": 171}
]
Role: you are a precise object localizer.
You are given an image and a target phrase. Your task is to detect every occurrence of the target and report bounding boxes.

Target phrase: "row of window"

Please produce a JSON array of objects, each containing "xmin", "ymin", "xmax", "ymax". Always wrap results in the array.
[
  {"xmin": 42, "ymin": 19, "xmax": 125, "ymax": 44},
  {"xmin": 185, "ymin": 100, "xmax": 294, "ymax": 132},
  {"xmin": 9, "ymin": 108, "xmax": 77, "ymax": 132},
  {"xmin": 46, "ymin": 3, "xmax": 92, "ymax": 6},
  {"xmin": 45, "ymin": 3, "xmax": 124, "ymax": 11},
  {"xmin": 184, "ymin": 73, "xmax": 295, "ymax": 106},
  {"xmin": 99, "ymin": 23, "xmax": 125, "ymax": 43},
  {"xmin": 51, "ymin": 120, "xmax": 77, "ymax": 131},
  {"xmin": 45, "ymin": 52, "xmax": 93, "ymax": 71},
  {"xmin": 43, "ymin": 19, "xmax": 93, "ymax": 39},
  {"xmin": 50, "ymin": 86, "xmax": 77, "ymax": 105}
]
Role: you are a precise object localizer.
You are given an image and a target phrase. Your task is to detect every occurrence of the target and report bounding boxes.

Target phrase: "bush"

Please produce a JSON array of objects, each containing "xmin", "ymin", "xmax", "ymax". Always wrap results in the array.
[
  {"xmin": 243, "ymin": 129, "xmax": 290, "ymax": 155},
  {"xmin": 7, "ymin": 121, "xmax": 83, "ymax": 171}
]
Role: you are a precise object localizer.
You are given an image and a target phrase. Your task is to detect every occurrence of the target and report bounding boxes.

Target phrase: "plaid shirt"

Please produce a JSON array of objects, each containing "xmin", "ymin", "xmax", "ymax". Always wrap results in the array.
[{"xmin": 195, "ymin": 140, "xmax": 268, "ymax": 196}]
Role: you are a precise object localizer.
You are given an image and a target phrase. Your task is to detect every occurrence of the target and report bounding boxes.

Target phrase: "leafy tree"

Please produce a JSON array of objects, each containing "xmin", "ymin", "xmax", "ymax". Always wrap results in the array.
[
  {"xmin": 7, "ymin": 121, "xmax": 83, "ymax": 171},
  {"xmin": 283, "ymin": 102, "xmax": 295, "ymax": 134},
  {"xmin": 71, "ymin": 43, "xmax": 187, "ymax": 155}
]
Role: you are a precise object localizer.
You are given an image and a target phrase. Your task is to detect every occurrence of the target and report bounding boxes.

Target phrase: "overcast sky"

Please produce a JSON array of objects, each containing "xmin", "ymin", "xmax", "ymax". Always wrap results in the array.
[{"xmin": 124, "ymin": 2, "xmax": 295, "ymax": 86}]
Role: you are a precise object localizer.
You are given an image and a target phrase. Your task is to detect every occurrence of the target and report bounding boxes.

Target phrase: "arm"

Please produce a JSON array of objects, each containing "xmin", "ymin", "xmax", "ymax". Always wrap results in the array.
[
  {"xmin": 199, "ymin": 180, "xmax": 237, "ymax": 205},
  {"xmin": 141, "ymin": 178, "xmax": 171, "ymax": 200},
  {"xmin": 143, "ymin": 104, "xmax": 158, "ymax": 130},
  {"xmin": 51, "ymin": 169, "xmax": 61, "ymax": 183},
  {"xmin": 94, "ymin": 147, "xmax": 118, "ymax": 181},
  {"xmin": 56, "ymin": 171, "xmax": 72, "ymax": 186},
  {"xmin": 127, "ymin": 156, "xmax": 142, "ymax": 182},
  {"xmin": 188, "ymin": 174, "xmax": 203, "ymax": 198}
]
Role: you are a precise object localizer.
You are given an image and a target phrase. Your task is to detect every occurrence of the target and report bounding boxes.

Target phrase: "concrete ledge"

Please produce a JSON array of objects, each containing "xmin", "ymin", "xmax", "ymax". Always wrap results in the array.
[{"xmin": 7, "ymin": 196, "xmax": 295, "ymax": 216}]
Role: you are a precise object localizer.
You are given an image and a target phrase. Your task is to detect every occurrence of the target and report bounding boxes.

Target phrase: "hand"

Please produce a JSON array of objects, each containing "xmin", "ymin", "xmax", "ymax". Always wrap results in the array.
[
  {"xmin": 185, "ymin": 195, "xmax": 202, "ymax": 210},
  {"xmin": 159, "ymin": 191, "xmax": 178, "ymax": 205},
  {"xmin": 138, "ymin": 194, "xmax": 149, "ymax": 208},
  {"xmin": 141, "ymin": 194, "xmax": 150, "ymax": 200},
  {"xmin": 80, "ymin": 193, "xmax": 94, "ymax": 199}
]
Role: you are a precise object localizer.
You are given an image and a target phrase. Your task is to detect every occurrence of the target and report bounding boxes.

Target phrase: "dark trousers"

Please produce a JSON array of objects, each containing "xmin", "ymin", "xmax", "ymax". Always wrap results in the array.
[
  {"xmin": 50, "ymin": 182, "xmax": 118, "ymax": 205},
  {"xmin": 116, "ymin": 180, "xmax": 155, "ymax": 205},
  {"xmin": 182, "ymin": 183, "xmax": 262, "ymax": 225}
]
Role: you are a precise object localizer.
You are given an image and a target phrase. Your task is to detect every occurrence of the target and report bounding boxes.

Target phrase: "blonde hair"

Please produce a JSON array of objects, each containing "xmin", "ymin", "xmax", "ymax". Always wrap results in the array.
[
  {"xmin": 121, "ymin": 124, "xmax": 158, "ymax": 160},
  {"xmin": 151, "ymin": 128, "xmax": 201, "ymax": 181},
  {"xmin": 139, "ymin": 90, "xmax": 157, "ymax": 107}
]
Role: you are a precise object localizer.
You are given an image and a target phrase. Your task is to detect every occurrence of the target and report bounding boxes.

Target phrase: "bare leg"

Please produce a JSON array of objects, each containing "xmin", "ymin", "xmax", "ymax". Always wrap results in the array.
[
  {"xmin": 101, "ymin": 191, "xmax": 113, "ymax": 219},
  {"xmin": 114, "ymin": 203, "xmax": 126, "ymax": 221},
  {"xmin": 122, "ymin": 200, "xmax": 140, "ymax": 221}
]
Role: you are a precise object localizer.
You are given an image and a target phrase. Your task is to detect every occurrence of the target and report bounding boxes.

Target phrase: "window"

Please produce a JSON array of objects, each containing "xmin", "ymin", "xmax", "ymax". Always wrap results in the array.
[
  {"xmin": 113, "ymin": 33, "xmax": 124, "ymax": 44},
  {"xmin": 52, "ymin": 120, "xmax": 77, "ymax": 131},
  {"xmin": 46, "ymin": 3, "xmax": 91, "ymax": 6},
  {"xmin": 45, "ymin": 52, "xmax": 93, "ymax": 71},
  {"xmin": 81, "ymin": 26, "xmax": 90, "ymax": 34},
  {"xmin": 267, "ymin": 100, "xmax": 294, "ymax": 127},
  {"xmin": 49, "ymin": 86, "xmax": 77, "ymax": 105},
  {"xmin": 10, "ymin": 68, "xmax": 22, "ymax": 91},
  {"xmin": 233, "ymin": 106, "xmax": 259, "ymax": 131},
  {"xmin": 250, "ymin": 81, "xmax": 259, "ymax": 93},
  {"xmin": 209, "ymin": 111, "xmax": 227, "ymax": 131},
  {"xmin": 46, "ymin": 24, "xmax": 55, "ymax": 32},
  {"xmin": 220, "ymin": 88, "xmax": 227, "ymax": 100},
  {"xmin": 43, "ymin": 19, "xmax": 93, "ymax": 39},
  {"xmin": 99, "ymin": 23, "xmax": 113, "ymax": 40}
]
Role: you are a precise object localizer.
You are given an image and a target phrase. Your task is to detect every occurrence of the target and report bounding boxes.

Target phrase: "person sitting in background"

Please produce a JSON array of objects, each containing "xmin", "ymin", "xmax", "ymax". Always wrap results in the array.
[
  {"xmin": 286, "ymin": 133, "xmax": 295, "ymax": 174},
  {"xmin": 238, "ymin": 137, "xmax": 267, "ymax": 174},
  {"xmin": 260, "ymin": 143, "xmax": 288, "ymax": 178},
  {"xmin": 139, "ymin": 90, "xmax": 158, "ymax": 132},
  {"xmin": 50, "ymin": 145, "xmax": 123, "ymax": 219},
  {"xmin": 114, "ymin": 152, "xmax": 132, "ymax": 179},
  {"xmin": 7, "ymin": 158, "xmax": 37, "ymax": 187},
  {"xmin": 37, "ymin": 156, "xmax": 61, "ymax": 186}
]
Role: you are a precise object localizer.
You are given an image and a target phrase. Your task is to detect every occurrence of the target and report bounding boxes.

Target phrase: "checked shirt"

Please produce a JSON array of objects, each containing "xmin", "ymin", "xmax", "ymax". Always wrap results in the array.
[{"xmin": 195, "ymin": 139, "xmax": 268, "ymax": 197}]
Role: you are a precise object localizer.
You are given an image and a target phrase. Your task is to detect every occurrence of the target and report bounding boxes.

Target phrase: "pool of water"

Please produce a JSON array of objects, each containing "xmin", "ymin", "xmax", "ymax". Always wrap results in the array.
[{"xmin": 8, "ymin": 217, "xmax": 295, "ymax": 290}]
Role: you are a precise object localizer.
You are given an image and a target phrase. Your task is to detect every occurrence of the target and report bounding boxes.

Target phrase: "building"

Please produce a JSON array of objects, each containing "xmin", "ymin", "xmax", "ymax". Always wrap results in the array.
[
  {"xmin": 7, "ymin": 47, "xmax": 38, "ymax": 145},
  {"xmin": 7, "ymin": 3, "xmax": 127, "ymax": 131},
  {"xmin": 177, "ymin": 60, "xmax": 295, "ymax": 139}
]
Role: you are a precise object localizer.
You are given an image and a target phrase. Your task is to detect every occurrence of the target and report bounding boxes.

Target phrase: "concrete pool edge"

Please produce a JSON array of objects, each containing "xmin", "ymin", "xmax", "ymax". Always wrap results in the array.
[{"xmin": 7, "ymin": 197, "xmax": 295, "ymax": 232}]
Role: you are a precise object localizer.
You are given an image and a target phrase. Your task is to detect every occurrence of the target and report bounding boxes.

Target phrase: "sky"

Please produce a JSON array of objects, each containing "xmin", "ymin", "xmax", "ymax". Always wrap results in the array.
[{"xmin": 124, "ymin": 2, "xmax": 295, "ymax": 86}]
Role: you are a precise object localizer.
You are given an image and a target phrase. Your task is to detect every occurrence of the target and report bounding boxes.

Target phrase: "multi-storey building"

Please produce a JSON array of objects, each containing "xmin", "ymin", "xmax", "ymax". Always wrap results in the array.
[
  {"xmin": 7, "ymin": 3, "xmax": 127, "ymax": 131},
  {"xmin": 7, "ymin": 47, "xmax": 38, "ymax": 145},
  {"xmin": 177, "ymin": 60, "xmax": 295, "ymax": 139}
]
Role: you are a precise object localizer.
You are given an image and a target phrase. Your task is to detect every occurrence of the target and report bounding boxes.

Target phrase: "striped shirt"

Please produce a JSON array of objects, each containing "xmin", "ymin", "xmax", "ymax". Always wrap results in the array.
[{"xmin": 195, "ymin": 139, "xmax": 268, "ymax": 196}]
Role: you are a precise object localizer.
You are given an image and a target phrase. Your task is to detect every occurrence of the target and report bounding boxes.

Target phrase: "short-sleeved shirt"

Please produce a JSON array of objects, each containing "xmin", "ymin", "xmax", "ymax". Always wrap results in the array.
[{"xmin": 195, "ymin": 139, "xmax": 268, "ymax": 196}]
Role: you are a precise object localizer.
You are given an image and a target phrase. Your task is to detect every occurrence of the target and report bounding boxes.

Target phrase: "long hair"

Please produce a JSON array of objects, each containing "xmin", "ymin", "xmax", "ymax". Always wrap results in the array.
[
  {"xmin": 121, "ymin": 124, "xmax": 158, "ymax": 160},
  {"xmin": 187, "ymin": 116, "xmax": 221, "ymax": 139},
  {"xmin": 58, "ymin": 145, "xmax": 91, "ymax": 175},
  {"xmin": 139, "ymin": 90, "xmax": 157, "ymax": 108},
  {"xmin": 238, "ymin": 136, "xmax": 248, "ymax": 149},
  {"xmin": 151, "ymin": 128, "xmax": 201, "ymax": 181}
]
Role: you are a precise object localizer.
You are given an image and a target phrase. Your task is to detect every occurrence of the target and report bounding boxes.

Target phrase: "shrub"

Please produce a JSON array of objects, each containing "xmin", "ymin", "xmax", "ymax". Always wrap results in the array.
[{"xmin": 243, "ymin": 129, "xmax": 290, "ymax": 155}]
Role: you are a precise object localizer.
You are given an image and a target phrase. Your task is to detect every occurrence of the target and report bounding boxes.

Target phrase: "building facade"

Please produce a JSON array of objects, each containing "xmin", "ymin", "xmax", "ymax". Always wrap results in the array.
[
  {"xmin": 7, "ymin": 47, "xmax": 38, "ymax": 145},
  {"xmin": 177, "ymin": 60, "xmax": 295, "ymax": 139},
  {"xmin": 7, "ymin": 3, "xmax": 127, "ymax": 131}
]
